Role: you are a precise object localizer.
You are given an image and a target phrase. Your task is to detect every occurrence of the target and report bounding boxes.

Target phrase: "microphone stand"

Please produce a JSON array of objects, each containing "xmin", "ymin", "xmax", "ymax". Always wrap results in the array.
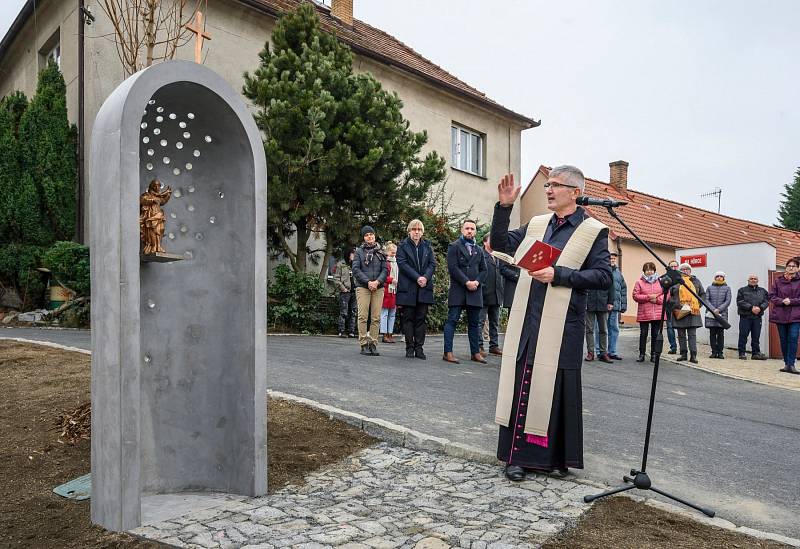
[{"xmin": 583, "ymin": 205, "xmax": 728, "ymax": 517}]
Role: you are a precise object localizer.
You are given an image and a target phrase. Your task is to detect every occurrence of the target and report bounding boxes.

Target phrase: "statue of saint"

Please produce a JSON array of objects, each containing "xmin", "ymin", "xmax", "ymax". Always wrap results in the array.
[{"xmin": 139, "ymin": 179, "xmax": 172, "ymax": 254}]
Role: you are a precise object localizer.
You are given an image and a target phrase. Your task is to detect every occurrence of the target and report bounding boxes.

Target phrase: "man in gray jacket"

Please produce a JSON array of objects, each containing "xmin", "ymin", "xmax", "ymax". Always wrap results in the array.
[
  {"xmin": 606, "ymin": 252, "xmax": 628, "ymax": 360},
  {"xmin": 585, "ymin": 270, "xmax": 615, "ymax": 363}
]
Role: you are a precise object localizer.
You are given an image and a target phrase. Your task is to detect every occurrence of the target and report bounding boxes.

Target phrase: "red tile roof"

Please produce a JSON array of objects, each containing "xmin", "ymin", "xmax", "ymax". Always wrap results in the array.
[
  {"xmin": 533, "ymin": 166, "xmax": 800, "ymax": 266},
  {"xmin": 241, "ymin": 0, "xmax": 538, "ymax": 127}
]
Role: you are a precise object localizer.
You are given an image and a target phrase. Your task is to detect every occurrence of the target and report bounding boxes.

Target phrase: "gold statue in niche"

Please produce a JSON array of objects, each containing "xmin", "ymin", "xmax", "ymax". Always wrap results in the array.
[{"xmin": 139, "ymin": 179, "xmax": 172, "ymax": 254}]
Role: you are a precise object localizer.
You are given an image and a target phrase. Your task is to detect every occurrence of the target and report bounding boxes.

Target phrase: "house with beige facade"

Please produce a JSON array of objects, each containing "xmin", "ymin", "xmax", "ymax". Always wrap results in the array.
[
  {"xmin": 0, "ymin": 0, "xmax": 538, "ymax": 243},
  {"xmin": 522, "ymin": 163, "xmax": 800, "ymax": 357}
]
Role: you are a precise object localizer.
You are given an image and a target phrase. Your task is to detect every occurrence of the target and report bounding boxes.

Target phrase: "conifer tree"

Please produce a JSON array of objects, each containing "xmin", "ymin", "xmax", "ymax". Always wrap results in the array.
[
  {"xmin": 243, "ymin": 3, "xmax": 446, "ymax": 275},
  {"xmin": 0, "ymin": 92, "xmax": 27, "ymax": 243},
  {"xmin": 778, "ymin": 168, "xmax": 800, "ymax": 231},
  {"xmin": 18, "ymin": 61, "xmax": 78, "ymax": 244}
]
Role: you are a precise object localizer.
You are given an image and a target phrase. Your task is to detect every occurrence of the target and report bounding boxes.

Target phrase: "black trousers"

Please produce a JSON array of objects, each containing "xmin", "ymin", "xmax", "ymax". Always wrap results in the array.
[
  {"xmin": 738, "ymin": 317, "xmax": 762, "ymax": 354},
  {"xmin": 338, "ymin": 291, "xmax": 357, "ymax": 334},
  {"xmin": 402, "ymin": 303, "xmax": 429, "ymax": 351},
  {"xmin": 709, "ymin": 327, "xmax": 725, "ymax": 354},
  {"xmin": 638, "ymin": 320, "xmax": 660, "ymax": 355}
]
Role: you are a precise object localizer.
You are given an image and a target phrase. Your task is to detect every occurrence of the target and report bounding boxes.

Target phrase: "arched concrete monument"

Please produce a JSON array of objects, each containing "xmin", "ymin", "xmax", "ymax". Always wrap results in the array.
[{"xmin": 90, "ymin": 60, "xmax": 267, "ymax": 531}]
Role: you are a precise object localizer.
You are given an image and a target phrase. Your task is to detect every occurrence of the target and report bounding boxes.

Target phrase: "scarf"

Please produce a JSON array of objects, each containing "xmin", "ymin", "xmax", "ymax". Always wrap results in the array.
[
  {"xmin": 679, "ymin": 275, "xmax": 701, "ymax": 315},
  {"xmin": 713, "ymin": 279, "xmax": 726, "ymax": 286},
  {"xmin": 360, "ymin": 242, "xmax": 381, "ymax": 265},
  {"xmin": 460, "ymin": 235, "xmax": 477, "ymax": 255},
  {"xmin": 642, "ymin": 273, "xmax": 659, "ymax": 284},
  {"xmin": 387, "ymin": 256, "xmax": 398, "ymax": 294}
]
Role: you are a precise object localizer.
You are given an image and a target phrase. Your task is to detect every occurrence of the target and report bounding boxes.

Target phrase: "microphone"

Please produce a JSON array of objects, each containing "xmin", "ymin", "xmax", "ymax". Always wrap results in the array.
[{"xmin": 576, "ymin": 196, "xmax": 628, "ymax": 208}]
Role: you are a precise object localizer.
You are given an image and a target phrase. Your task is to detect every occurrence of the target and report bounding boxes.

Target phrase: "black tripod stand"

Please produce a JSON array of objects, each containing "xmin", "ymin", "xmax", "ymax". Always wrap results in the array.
[{"xmin": 583, "ymin": 205, "xmax": 729, "ymax": 517}]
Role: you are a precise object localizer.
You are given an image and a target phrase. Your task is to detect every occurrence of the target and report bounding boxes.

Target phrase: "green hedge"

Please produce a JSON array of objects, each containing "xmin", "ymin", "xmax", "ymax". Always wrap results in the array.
[
  {"xmin": 42, "ymin": 241, "xmax": 90, "ymax": 296},
  {"xmin": 268, "ymin": 265, "xmax": 335, "ymax": 334}
]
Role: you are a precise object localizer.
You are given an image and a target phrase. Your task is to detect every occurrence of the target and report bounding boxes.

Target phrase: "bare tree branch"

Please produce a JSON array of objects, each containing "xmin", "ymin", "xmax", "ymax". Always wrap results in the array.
[{"xmin": 98, "ymin": 0, "xmax": 208, "ymax": 75}]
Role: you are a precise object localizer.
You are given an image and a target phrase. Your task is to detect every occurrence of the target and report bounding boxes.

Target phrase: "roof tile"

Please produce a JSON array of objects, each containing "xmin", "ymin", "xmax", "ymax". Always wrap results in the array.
[{"xmin": 536, "ymin": 166, "xmax": 800, "ymax": 265}]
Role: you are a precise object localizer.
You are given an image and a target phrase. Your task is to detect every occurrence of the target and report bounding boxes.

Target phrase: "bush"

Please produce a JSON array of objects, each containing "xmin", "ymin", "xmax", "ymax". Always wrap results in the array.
[
  {"xmin": 42, "ymin": 241, "xmax": 90, "ymax": 296},
  {"xmin": 0, "ymin": 244, "xmax": 47, "ymax": 309},
  {"xmin": 268, "ymin": 265, "xmax": 335, "ymax": 333}
]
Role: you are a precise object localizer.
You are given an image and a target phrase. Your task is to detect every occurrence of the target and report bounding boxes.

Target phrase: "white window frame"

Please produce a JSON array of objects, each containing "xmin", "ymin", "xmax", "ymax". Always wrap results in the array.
[
  {"xmin": 46, "ymin": 43, "xmax": 61, "ymax": 68},
  {"xmin": 451, "ymin": 124, "xmax": 485, "ymax": 177}
]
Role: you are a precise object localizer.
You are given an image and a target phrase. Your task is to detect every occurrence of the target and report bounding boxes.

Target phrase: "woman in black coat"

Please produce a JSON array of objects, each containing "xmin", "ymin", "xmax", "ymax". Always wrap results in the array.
[{"xmin": 396, "ymin": 219, "xmax": 437, "ymax": 360}]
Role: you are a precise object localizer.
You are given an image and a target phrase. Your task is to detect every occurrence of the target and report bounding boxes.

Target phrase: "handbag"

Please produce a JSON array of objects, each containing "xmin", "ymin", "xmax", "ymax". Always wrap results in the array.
[{"xmin": 674, "ymin": 303, "xmax": 692, "ymax": 319}]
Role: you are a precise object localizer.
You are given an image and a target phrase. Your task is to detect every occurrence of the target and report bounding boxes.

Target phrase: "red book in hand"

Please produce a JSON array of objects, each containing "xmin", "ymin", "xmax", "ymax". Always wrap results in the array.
[{"xmin": 491, "ymin": 240, "xmax": 562, "ymax": 272}]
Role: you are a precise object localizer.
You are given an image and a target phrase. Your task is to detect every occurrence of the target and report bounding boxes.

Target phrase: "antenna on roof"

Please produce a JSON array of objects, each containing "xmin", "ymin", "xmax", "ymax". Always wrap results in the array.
[{"xmin": 700, "ymin": 187, "xmax": 722, "ymax": 214}]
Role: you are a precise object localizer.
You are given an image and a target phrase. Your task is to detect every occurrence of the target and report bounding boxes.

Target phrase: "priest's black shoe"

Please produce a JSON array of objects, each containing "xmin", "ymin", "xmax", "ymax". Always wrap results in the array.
[
  {"xmin": 415, "ymin": 348, "xmax": 427, "ymax": 360},
  {"xmin": 504, "ymin": 465, "xmax": 525, "ymax": 482},
  {"xmin": 636, "ymin": 354, "xmax": 645, "ymax": 362},
  {"xmin": 405, "ymin": 348, "xmax": 416, "ymax": 358}
]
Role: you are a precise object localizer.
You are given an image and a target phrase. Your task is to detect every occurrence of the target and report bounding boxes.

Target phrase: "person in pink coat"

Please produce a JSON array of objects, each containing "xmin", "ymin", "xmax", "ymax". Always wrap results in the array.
[{"xmin": 633, "ymin": 262, "xmax": 665, "ymax": 362}]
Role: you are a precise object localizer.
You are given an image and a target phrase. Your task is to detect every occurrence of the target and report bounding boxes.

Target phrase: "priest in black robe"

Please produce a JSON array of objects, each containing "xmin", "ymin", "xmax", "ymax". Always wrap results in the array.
[{"xmin": 491, "ymin": 166, "xmax": 611, "ymax": 481}]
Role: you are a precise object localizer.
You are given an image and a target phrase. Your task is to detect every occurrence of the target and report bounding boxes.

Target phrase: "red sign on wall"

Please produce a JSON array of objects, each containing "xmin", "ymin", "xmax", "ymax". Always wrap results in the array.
[{"xmin": 680, "ymin": 254, "xmax": 707, "ymax": 268}]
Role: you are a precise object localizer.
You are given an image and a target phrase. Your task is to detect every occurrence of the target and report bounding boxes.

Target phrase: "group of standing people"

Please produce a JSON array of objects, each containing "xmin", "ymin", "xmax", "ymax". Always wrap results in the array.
[
  {"xmin": 334, "ymin": 221, "xmax": 436, "ymax": 358},
  {"xmin": 629, "ymin": 257, "xmax": 800, "ymax": 374},
  {"xmin": 334, "ymin": 218, "xmax": 521, "ymax": 363}
]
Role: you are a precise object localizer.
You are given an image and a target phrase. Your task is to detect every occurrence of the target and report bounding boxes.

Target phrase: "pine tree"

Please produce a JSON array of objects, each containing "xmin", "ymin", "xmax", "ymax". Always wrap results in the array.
[
  {"xmin": 0, "ymin": 92, "xmax": 27, "ymax": 243},
  {"xmin": 778, "ymin": 168, "xmax": 800, "ymax": 231},
  {"xmin": 243, "ymin": 3, "xmax": 446, "ymax": 275},
  {"xmin": 18, "ymin": 61, "xmax": 78, "ymax": 244}
]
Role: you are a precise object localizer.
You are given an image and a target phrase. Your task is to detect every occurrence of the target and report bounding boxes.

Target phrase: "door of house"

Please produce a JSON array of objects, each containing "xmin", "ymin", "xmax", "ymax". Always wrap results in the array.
[{"xmin": 767, "ymin": 270, "xmax": 800, "ymax": 359}]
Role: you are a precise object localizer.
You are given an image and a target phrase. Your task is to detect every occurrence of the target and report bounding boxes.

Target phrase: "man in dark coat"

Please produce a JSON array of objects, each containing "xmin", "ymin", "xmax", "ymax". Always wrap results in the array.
[
  {"xmin": 585, "ymin": 262, "xmax": 615, "ymax": 363},
  {"xmin": 500, "ymin": 261, "xmax": 520, "ymax": 310},
  {"xmin": 443, "ymin": 219, "xmax": 487, "ymax": 364},
  {"xmin": 492, "ymin": 167, "xmax": 610, "ymax": 482},
  {"xmin": 736, "ymin": 274, "xmax": 769, "ymax": 360},
  {"xmin": 396, "ymin": 219, "xmax": 437, "ymax": 360},
  {"xmin": 479, "ymin": 233, "xmax": 504, "ymax": 356}
]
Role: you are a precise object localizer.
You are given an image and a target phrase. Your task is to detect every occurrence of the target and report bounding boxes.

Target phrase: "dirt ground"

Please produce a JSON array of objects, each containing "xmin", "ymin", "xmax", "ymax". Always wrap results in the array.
[
  {"xmin": 0, "ymin": 341, "xmax": 375, "ymax": 548},
  {"xmin": 543, "ymin": 495, "xmax": 789, "ymax": 548},
  {"xmin": 0, "ymin": 340, "xmax": 791, "ymax": 548}
]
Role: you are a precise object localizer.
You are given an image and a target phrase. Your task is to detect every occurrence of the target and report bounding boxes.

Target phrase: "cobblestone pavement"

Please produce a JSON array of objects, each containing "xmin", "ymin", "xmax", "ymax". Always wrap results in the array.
[{"xmin": 132, "ymin": 444, "xmax": 598, "ymax": 548}]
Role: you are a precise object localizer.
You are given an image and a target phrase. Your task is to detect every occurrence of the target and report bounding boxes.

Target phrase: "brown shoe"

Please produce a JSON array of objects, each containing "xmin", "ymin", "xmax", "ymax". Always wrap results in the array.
[
  {"xmin": 471, "ymin": 353, "xmax": 488, "ymax": 364},
  {"xmin": 381, "ymin": 335, "xmax": 390, "ymax": 343},
  {"xmin": 598, "ymin": 353, "xmax": 613, "ymax": 363},
  {"xmin": 585, "ymin": 352, "xmax": 595, "ymax": 362},
  {"xmin": 442, "ymin": 352, "xmax": 460, "ymax": 364},
  {"xmin": 386, "ymin": 334, "xmax": 396, "ymax": 343},
  {"xmin": 489, "ymin": 346, "xmax": 503, "ymax": 356},
  {"xmin": 479, "ymin": 348, "xmax": 488, "ymax": 357}
]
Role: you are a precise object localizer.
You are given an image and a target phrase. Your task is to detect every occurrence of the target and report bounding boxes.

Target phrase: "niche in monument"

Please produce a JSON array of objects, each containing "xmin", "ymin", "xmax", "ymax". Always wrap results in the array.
[{"xmin": 89, "ymin": 61, "xmax": 267, "ymax": 531}]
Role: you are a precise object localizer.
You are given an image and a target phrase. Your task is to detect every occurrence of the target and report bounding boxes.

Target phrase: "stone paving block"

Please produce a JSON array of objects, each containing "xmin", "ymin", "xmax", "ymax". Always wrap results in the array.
[
  {"xmin": 405, "ymin": 430, "xmax": 449, "ymax": 454},
  {"xmin": 443, "ymin": 441, "xmax": 495, "ymax": 464}
]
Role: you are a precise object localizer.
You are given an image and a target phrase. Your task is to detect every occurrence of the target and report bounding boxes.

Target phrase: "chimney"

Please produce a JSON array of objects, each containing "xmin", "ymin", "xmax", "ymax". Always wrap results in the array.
[
  {"xmin": 331, "ymin": 0, "xmax": 353, "ymax": 26},
  {"xmin": 609, "ymin": 160, "xmax": 629, "ymax": 193}
]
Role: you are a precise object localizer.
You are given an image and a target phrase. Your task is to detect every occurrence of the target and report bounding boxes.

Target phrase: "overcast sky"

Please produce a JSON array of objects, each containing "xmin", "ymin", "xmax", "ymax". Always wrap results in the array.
[{"xmin": 2, "ymin": 0, "xmax": 798, "ymax": 226}]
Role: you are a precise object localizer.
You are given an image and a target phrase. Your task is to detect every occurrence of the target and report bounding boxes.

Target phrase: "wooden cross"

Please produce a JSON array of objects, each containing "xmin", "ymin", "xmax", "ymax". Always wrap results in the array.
[{"xmin": 185, "ymin": 11, "xmax": 212, "ymax": 64}]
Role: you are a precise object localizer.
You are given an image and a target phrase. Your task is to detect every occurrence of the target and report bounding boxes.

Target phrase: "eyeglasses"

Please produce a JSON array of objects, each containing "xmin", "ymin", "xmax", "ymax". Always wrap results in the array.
[
  {"xmin": 788, "ymin": 264, "xmax": 799, "ymax": 269},
  {"xmin": 543, "ymin": 182, "xmax": 578, "ymax": 190}
]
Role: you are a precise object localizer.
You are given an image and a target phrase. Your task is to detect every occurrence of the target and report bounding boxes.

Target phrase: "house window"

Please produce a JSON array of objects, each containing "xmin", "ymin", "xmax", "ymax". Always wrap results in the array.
[
  {"xmin": 451, "ymin": 124, "xmax": 484, "ymax": 177},
  {"xmin": 39, "ymin": 30, "xmax": 61, "ymax": 70}
]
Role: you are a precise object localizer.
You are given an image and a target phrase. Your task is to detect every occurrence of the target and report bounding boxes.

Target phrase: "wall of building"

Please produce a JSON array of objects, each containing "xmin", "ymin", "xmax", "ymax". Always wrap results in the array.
[
  {"xmin": 1, "ymin": 0, "xmax": 526, "ymax": 246},
  {"xmin": 675, "ymin": 242, "xmax": 775, "ymax": 350}
]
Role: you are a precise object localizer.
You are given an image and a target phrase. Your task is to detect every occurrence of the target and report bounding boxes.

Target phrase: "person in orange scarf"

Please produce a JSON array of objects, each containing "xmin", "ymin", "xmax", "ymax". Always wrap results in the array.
[{"xmin": 668, "ymin": 263, "xmax": 706, "ymax": 363}]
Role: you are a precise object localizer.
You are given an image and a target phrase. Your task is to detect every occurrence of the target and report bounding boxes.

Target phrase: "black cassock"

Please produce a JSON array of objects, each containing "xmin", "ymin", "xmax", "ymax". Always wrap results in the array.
[{"xmin": 490, "ymin": 203, "xmax": 610, "ymax": 470}]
